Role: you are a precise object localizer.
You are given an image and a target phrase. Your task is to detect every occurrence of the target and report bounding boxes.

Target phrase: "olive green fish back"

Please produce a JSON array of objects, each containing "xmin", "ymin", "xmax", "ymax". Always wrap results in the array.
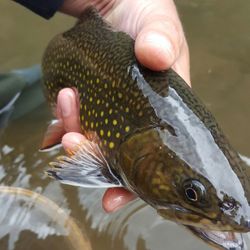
[{"xmin": 42, "ymin": 8, "xmax": 159, "ymax": 157}]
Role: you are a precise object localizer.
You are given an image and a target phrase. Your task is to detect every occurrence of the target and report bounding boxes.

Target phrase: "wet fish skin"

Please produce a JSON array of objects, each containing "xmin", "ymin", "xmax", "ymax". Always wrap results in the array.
[{"xmin": 42, "ymin": 8, "xmax": 250, "ymax": 249}]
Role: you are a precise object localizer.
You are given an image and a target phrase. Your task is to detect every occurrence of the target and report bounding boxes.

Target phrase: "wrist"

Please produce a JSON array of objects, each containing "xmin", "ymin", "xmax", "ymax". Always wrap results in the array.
[
  {"xmin": 59, "ymin": 0, "xmax": 115, "ymax": 17},
  {"xmin": 59, "ymin": 0, "xmax": 87, "ymax": 17}
]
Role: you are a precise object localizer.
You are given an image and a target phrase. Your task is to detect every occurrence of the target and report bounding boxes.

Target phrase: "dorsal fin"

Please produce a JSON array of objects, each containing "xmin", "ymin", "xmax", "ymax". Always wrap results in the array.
[{"xmin": 77, "ymin": 7, "xmax": 112, "ymax": 31}]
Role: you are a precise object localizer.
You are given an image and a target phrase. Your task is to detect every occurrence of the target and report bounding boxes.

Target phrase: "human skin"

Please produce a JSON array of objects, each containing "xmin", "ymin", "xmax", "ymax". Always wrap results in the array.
[{"xmin": 55, "ymin": 0, "xmax": 190, "ymax": 212}]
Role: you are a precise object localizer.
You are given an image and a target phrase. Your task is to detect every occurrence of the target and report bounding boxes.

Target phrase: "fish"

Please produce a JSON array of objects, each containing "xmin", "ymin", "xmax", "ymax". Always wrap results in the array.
[{"xmin": 42, "ymin": 7, "xmax": 250, "ymax": 250}]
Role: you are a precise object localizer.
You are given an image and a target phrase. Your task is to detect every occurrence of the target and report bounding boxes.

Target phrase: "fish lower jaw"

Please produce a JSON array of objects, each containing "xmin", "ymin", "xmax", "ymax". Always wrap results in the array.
[
  {"xmin": 187, "ymin": 225, "xmax": 245, "ymax": 250},
  {"xmin": 157, "ymin": 205, "xmax": 248, "ymax": 232}
]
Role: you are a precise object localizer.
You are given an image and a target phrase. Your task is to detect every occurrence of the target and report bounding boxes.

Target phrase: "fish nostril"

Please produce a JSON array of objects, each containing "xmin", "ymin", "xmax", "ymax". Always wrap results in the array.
[{"xmin": 244, "ymin": 219, "xmax": 250, "ymax": 229}]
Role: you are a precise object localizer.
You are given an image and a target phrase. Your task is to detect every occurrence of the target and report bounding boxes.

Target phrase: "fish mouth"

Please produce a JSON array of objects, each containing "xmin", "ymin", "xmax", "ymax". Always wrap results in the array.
[{"xmin": 187, "ymin": 226, "xmax": 245, "ymax": 250}]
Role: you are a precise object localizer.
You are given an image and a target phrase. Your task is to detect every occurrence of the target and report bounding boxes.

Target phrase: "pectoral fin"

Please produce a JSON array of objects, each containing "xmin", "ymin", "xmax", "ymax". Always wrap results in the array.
[
  {"xmin": 40, "ymin": 119, "xmax": 65, "ymax": 151},
  {"xmin": 47, "ymin": 139, "xmax": 122, "ymax": 188}
]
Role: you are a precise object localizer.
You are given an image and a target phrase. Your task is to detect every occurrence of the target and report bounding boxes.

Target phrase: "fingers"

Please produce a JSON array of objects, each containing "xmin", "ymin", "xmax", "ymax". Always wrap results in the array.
[
  {"xmin": 134, "ymin": 1, "xmax": 190, "ymax": 84},
  {"xmin": 171, "ymin": 40, "xmax": 190, "ymax": 85},
  {"xmin": 108, "ymin": 0, "xmax": 190, "ymax": 83},
  {"xmin": 135, "ymin": 16, "xmax": 183, "ymax": 71},
  {"xmin": 57, "ymin": 88, "xmax": 81, "ymax": 133},
  {"xmin": 61, "ymin": 132, "xmax": 86, "ymax": 151},
  {"xmin": 102, "ymin": 187, "xmax": 137, "ymax": 212}
]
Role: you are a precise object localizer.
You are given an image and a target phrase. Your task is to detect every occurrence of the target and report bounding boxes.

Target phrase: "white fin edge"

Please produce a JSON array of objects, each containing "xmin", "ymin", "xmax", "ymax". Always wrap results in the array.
[{"xmin": 47, "ymin": 139, "xmax": 122, "ymax": 188}]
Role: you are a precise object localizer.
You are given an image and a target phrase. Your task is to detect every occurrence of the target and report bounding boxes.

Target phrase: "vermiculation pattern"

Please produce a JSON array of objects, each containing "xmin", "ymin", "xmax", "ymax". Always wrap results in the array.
[{"xmin": 42, "ymin": 9, "xmax": 156, "ymax": 156}]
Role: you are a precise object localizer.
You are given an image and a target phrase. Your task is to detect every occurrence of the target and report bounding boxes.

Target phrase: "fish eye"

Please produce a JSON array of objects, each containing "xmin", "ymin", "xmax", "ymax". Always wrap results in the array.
[
  {"xmin": 185, "ymin": 187, "xmax": 198, "ymax": 201},
  {"xmin": 183, "ymin": 179, "xmax": 206, "ymax": 203}
]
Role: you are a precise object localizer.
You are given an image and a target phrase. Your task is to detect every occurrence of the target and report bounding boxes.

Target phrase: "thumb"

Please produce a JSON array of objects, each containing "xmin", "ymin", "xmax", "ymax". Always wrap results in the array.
[
  {"xmin": 135, "ymin": 14, "xmax": 184, "ymax": 71},
  {"xmin": 106, "ymin": 0, "xmax": 185, "ymax": 71}
]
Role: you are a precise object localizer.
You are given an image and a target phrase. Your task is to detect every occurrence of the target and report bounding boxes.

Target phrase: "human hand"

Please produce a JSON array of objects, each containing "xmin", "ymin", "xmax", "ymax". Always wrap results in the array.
[
  {"xmin": 60, "ymin": 0, "xmax": 190, "ymax": 83},
  {"xmin": 56, "ymin": 0, "xmax": 190, "ymax": 212}
]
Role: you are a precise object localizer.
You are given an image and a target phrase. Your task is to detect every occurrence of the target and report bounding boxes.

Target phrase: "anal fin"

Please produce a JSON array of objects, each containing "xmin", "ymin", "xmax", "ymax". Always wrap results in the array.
[{"xmin": 47, "ymin": 139, "xmax": 122, "ymax": 188}]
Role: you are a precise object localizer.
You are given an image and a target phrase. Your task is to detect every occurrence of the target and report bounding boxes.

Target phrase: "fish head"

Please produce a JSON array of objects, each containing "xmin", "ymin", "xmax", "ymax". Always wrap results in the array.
[
  {"xmin": 154, "ymin": 152, "xmax": 249, "ymax": 249},
  {"xmin": 118, "ymin": 127, "xmax": 250, "ymax": 250},
  {"xmin": 154, "ymin": 152, "xmax": 250, "ymax": 232},
  {"xmin": 128, "ymin": 66, "xmax": 250, "ymax": 232}
]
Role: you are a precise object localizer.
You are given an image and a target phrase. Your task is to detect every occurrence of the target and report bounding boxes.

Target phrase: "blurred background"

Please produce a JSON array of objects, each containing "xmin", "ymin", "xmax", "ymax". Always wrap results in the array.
[{"xmin": 0, "ymin": 0, "xmax": 250, "ymax": 250}]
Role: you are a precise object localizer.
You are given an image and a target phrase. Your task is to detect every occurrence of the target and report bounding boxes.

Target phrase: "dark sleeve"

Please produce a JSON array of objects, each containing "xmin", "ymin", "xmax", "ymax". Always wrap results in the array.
[{"xmin": 14, "ymin": 0, "xmax": 64, "ymax": 19}]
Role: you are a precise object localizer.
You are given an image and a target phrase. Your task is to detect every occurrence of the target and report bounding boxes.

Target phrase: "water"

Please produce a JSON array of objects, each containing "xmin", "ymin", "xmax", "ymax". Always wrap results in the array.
[{"xmin": 1, "ymin": 0, "xmax": 250, "ymax": 250}]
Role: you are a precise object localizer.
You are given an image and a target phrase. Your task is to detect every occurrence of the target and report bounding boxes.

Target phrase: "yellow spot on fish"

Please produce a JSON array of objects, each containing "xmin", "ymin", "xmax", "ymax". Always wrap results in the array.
[
  {"xmin": 100, "ymin": 130, "xmax": 104, "ymax": 136},
  {"xmin": 90, "ymin": 122, "xmax": 94, "ymax": 129},
  {"xmin": 100, "ymin": 111, "xmax": 104, "ymax": 117},
  {"xmin": 138, "ymin": 111, "xmax": 143, "ymax": 117},
  {"xmin": 89, "ymin": 97, "xmax": 93, "ymax": 102},
  {"xmin": 97, "ymin": 99, "xmax": 100, "ymax": 105},
  {"xmin": 134, "ymin": 92, "xmax": 139, "ymax": 97},
  {"xmin": 118, "ymin": 92, "xmax": 123, "ymax": 99},
  {"xmin": 104, "ymin": 140, "xmax": 107, "ymax": 145},
  {"xmin": 159, "ymin": 185, "xmax": 170, "ymax": 192},
  {"xmin": 152, "ymin": 178, "xmax": 161, "ymax": 185},
  {"xmin": 81, "ymin": 115, "xmax": 84, "ymax": 121},
  {"xmin": 109, "ymin": 109, "xmax": 113, "ymax": 115},
  {"xmin": 105, "ymin": 118, "xmax": 108, "ymax": 124},
  {"xmin": 125, "ymin": 107, "xmax": 129, "ymax": 113},
  {"xmin": 115, "ymin": 132, "xmax": 120, "ymax": 138},
  {"xmin": 104, "ymin": 83, "xmax": 108, "ymax": 89},
  {"xmin": 125, "ymin": 126, "xmax": 130, "ymax": 132},
  {"xmin": 85, "ymin": 121, "xmax": 88, "ymax": 127},
  {"xmin": 96, "ymin": 78, "xmax": 100, "ymax": 83},
  {"xmin": 113, "ymin": 120, "xmax": 117, "ymax": 126},
  {"xmin": 107, "ymin": 131, "xmax": 111, "ymax": 137},
  {"xmin": 109, "ymin": 142, "xmax": 115, "ymax": 149}
]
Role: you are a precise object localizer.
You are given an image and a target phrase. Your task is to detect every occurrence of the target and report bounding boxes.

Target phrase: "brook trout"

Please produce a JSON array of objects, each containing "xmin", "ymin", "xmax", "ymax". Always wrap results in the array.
[{"xmin": 42, "ymin": 8, "xmax": 250, "ymax": 250}]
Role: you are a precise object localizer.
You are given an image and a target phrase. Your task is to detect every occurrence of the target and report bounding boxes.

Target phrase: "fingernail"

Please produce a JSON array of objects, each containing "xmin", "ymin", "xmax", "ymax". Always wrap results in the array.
[{"xmin": 59, "ymin": 92, "xmax": 73, "ymax": 117}]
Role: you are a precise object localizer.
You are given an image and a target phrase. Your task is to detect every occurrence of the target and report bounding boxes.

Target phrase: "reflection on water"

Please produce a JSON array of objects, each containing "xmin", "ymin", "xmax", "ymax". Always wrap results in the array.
[
  {"xmin": 0, "ymin": 186, "xmax": 91, "ymax": 250},
  {"xmin": 1, "ymin": 0, "xmax": 250, "ymax": 250},
  {"xmin": 77, "ymin": 189, "xmax": 208, "ymax": 250}
]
